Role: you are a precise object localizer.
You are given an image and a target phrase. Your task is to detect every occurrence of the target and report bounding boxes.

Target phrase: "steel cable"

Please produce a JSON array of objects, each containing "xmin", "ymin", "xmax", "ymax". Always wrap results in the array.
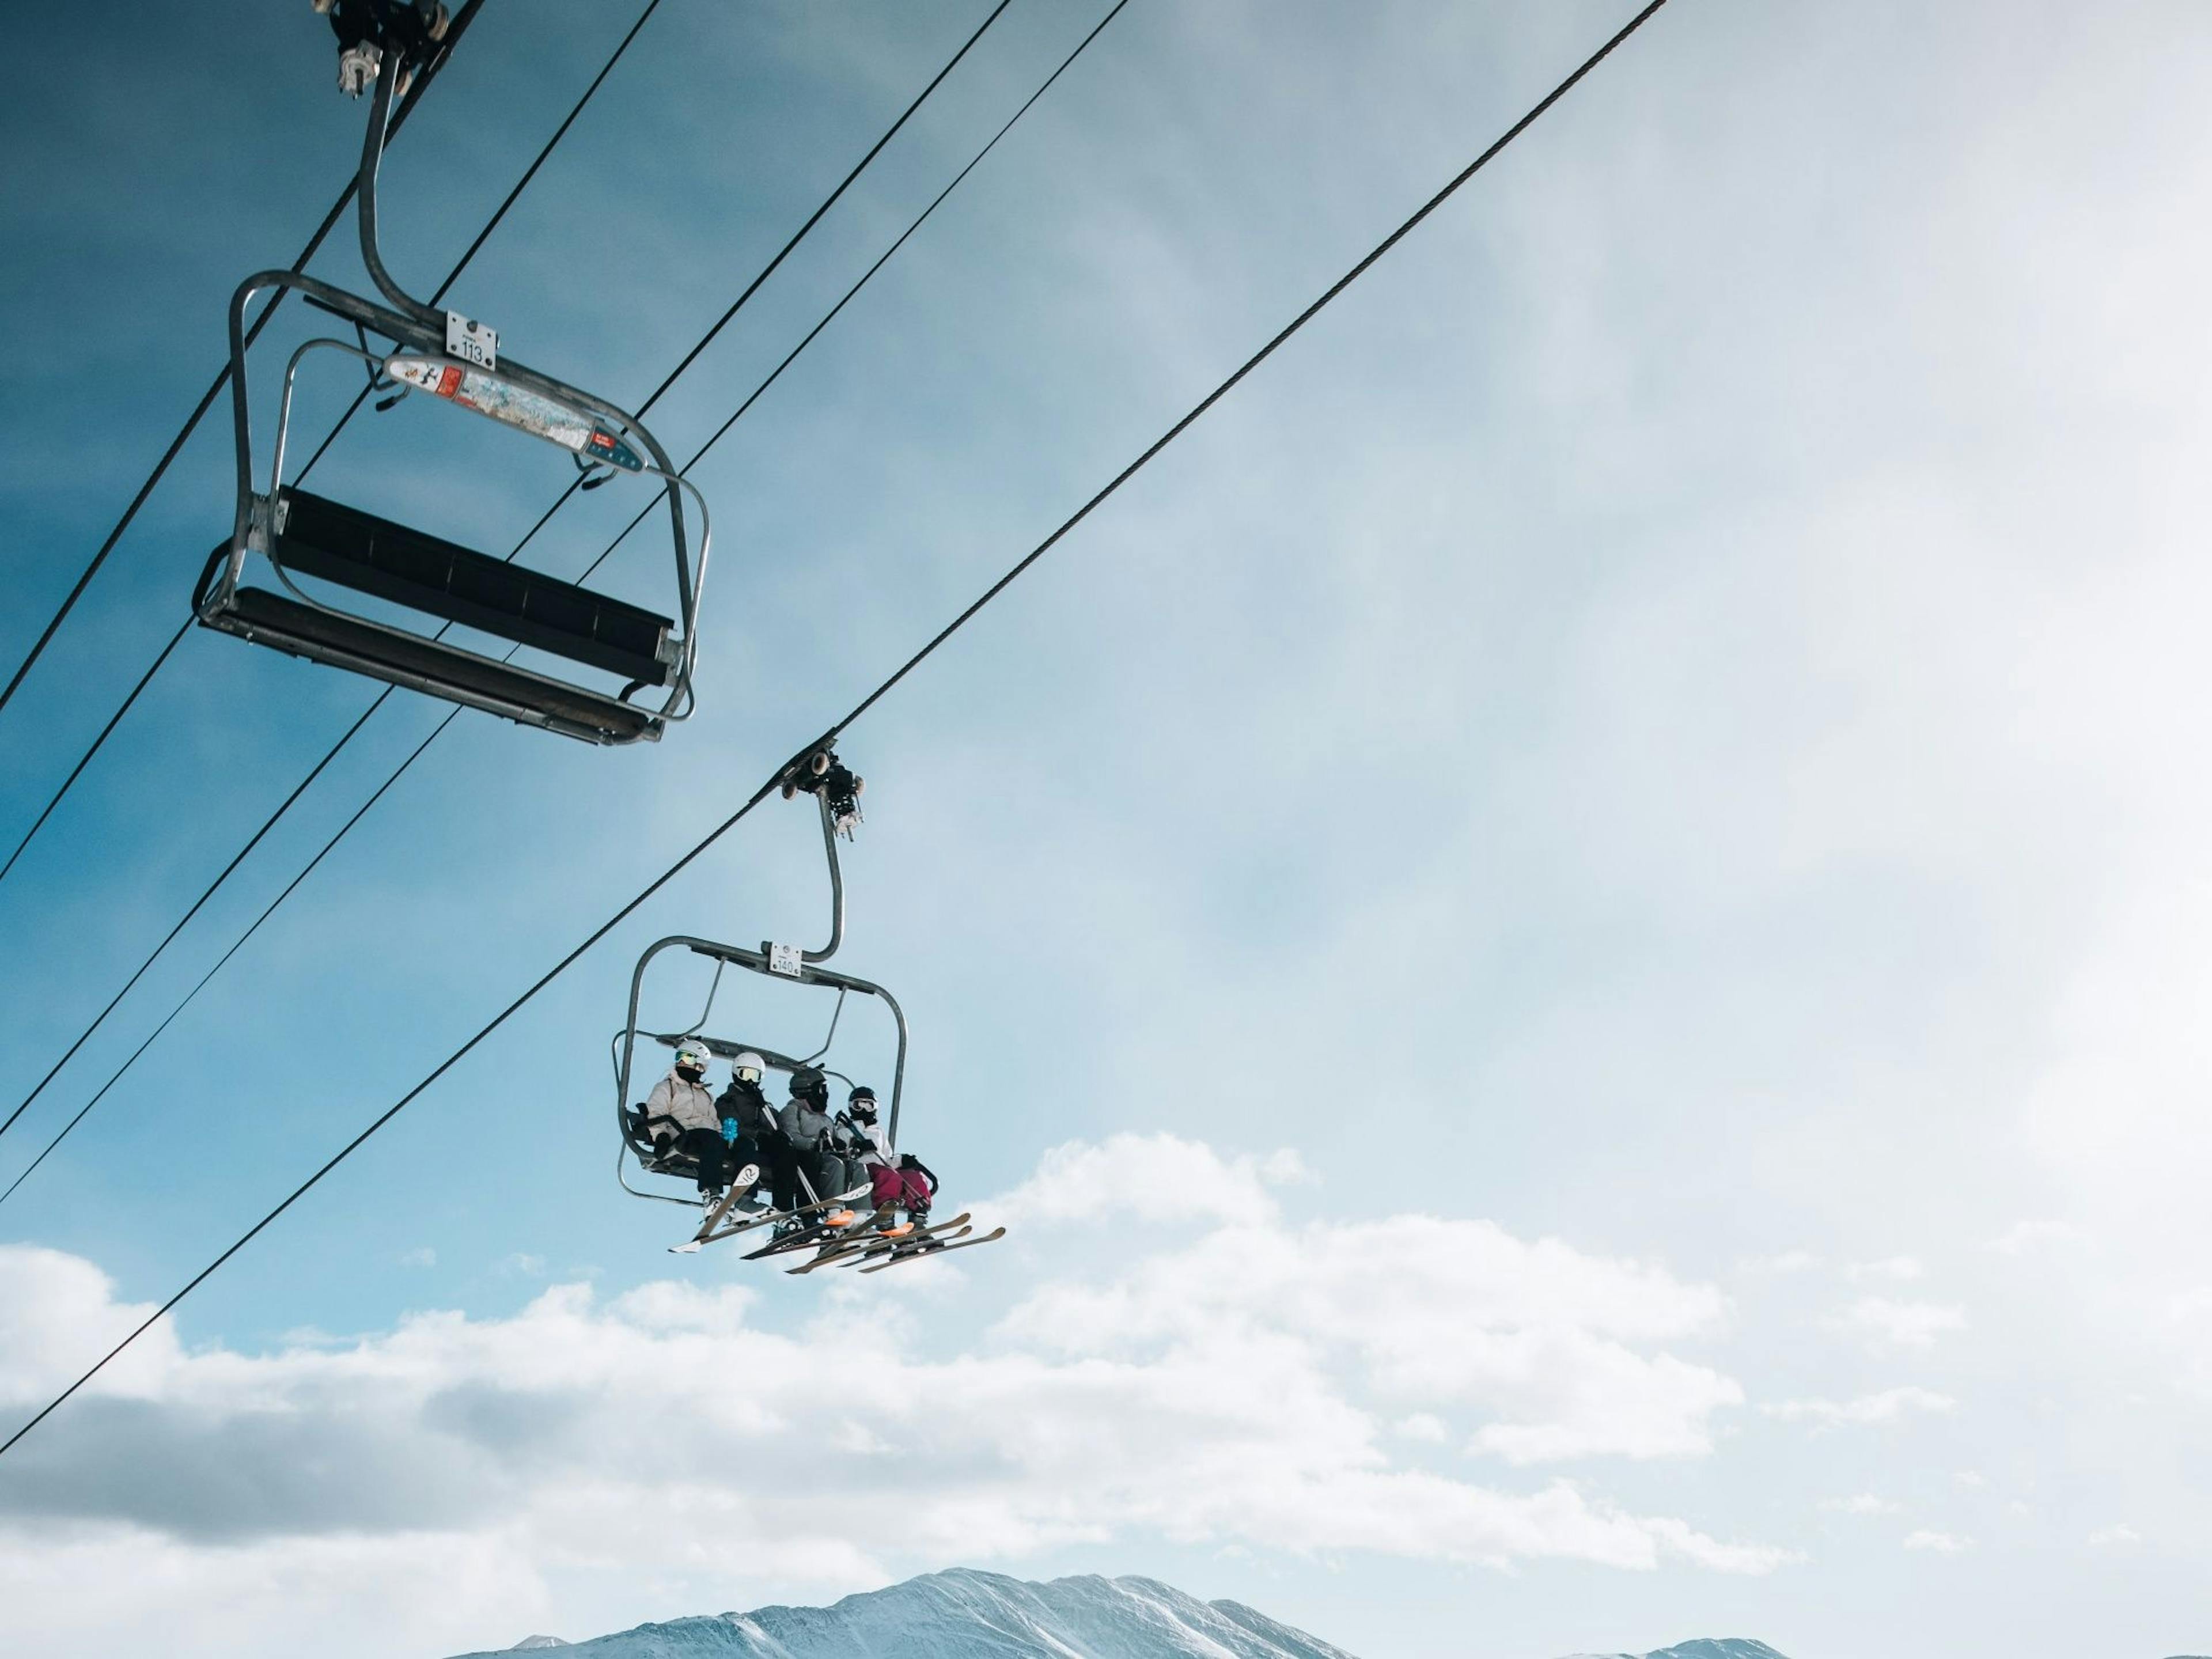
[
  {"xmin": 0, "ymin": 0, "xmax": 1113, "ymax": 1196},
  {"xmin": 0, "ymin": 0, "xmax": 1671, "ymax": 1460},
  {"xmin": 0, "ymin": 0, "xmax": 487, "ymax": 724},
  {"xmin": 0, "ymin": 0, "xmax": 663, "ymax": 893},
  {"xmin": 0, "ymin": 0, "xmax": 671, "ymax": 1143}
]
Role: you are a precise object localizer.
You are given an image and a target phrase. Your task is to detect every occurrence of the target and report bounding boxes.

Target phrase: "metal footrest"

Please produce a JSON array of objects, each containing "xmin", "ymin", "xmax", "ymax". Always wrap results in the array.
[{"xmin": 200, "ymin": 566, "xmax": 660, "ymax": 744}]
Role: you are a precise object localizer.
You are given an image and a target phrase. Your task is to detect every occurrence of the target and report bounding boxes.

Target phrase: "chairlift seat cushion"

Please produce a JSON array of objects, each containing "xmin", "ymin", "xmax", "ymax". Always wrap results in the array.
[{"xmin": 274, "ymin": 488, "xmax": 674, "ymax": 686}]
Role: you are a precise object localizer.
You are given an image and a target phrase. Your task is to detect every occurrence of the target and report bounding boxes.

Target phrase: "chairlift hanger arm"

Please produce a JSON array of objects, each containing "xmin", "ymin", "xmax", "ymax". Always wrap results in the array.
[{"xmin": 355, "ymin": 55, "xmax": 443, "ymax": 331}]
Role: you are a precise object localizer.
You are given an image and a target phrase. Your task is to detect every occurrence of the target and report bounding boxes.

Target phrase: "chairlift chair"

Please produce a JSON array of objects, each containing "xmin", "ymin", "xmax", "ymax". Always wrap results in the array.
[
  {"xmin": 612, "ymin": 783, "xmax": 908, "ymax": 1208},
  {"xmin": 194, "ymin": 50, "xmax": 710, "ymax": 744}
]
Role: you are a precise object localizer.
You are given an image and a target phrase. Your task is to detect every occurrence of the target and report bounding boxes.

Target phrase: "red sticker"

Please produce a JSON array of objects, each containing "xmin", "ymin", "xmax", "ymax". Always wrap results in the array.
[{"xmin": 436, "ymin": 366, "xmax": 464, "ymax": 398}]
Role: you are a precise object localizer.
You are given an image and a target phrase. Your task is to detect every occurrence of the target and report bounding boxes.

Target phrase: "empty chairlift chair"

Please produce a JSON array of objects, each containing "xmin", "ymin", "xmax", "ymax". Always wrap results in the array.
[{"xmin": 194, "ymin": 49, "xmax": 710, "ymax": 745}]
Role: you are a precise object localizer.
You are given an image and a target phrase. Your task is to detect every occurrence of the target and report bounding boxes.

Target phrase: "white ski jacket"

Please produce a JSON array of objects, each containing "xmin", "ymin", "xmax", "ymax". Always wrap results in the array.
[{"xmin": 643, "ymin": 1071, "xmax": 717, "ymax": 1138}]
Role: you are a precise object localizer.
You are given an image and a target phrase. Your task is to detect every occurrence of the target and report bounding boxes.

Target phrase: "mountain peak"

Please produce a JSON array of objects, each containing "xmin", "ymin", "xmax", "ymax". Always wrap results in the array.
[
  {"xmin": 1566, "ymin": 1643, "xmax": 1792, "ymax": 1659},
  {"xmin": 445, "ymin": 1571, "xmax": 1781, "ymax": 1659}
]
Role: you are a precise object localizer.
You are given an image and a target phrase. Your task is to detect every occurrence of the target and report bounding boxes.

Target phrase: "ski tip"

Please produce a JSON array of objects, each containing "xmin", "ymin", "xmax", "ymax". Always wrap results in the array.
[{"xmin": 668, "ymin": 1241, "xmax": 703, "ymax": 1255}]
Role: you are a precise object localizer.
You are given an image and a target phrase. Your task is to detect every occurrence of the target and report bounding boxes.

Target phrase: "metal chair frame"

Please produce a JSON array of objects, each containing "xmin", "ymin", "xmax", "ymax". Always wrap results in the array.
[
  {"xmin": 195, "ymin": 57, "xmax": 710, "ymax": 744},
  {"xmin": 611, "ymin": 792, "xmax": 908, "ymax": 1208}
]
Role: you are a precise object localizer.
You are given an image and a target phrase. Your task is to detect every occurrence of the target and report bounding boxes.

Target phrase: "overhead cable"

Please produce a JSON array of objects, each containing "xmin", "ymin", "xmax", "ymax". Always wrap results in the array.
[
  {"xmin": 0, "ymin": 0, "xmax": 664, "ymax": 893},
  {"xmin": 0, "ymin": 0, "xmax": 1116, "ymax": 1202},
  {"xmin": 0, "ymin": 0, "xmax": 1672, "ymax": 1461},
  {"xmin": 0, "ymin": 0, "xmax": 487, "ymax": 725},
  {"xmin": 0, "ymin": 0, "xmax": 673, "ymax": 1145}
]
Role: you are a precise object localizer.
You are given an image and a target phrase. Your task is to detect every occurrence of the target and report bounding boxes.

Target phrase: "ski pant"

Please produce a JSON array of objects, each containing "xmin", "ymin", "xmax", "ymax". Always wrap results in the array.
[
  {"xmin": 869, "ymin": 1161, "xmax": 932, "ymax": 1219},
  {"xmin": 772, "ymin": 1140, "xmax": 851, "ymax": 1214},
  {"xmin": 670, "ymin": 1128, "xmax": 736, "ymax": 1194}
]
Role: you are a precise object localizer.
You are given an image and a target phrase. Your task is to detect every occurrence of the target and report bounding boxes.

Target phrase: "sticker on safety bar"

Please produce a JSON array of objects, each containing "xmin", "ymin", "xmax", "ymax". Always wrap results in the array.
[{"xmin": 382, "ymin": 355, "xmax": 645, "ymax": 472}]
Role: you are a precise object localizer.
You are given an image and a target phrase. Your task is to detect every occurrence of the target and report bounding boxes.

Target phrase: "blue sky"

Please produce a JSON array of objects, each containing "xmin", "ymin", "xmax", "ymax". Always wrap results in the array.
[{"xmin": 5, "ymin": 2, "xmax": 2212, "ymax": 1656}]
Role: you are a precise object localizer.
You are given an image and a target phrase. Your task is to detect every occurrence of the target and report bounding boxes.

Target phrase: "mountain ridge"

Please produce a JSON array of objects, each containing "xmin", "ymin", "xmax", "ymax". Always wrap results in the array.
[{"xmin": 444, "ymin": 1568, "xmax": 1781, "ymax": 1659}]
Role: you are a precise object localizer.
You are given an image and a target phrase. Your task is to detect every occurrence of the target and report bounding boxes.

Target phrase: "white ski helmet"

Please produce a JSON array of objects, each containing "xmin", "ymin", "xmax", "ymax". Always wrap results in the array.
[
  {"xmin": 674, "ymin": 1043, "xmax": 710, "ymax": 1074},
  {"xmin": 732, "ymin": 1051, "xmax": 767, "ymax": 1085}
]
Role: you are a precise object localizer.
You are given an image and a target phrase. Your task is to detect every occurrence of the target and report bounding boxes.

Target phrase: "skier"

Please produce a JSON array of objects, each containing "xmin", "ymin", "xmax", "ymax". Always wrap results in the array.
[
  {"xmin": 832, "ymin": 1085, "xmax": 891, "ymax": 1199},
  {"xmin": 639, "ymin": 1043, "xmax": 733, "ymax": 1202},
  {"xmin": 772, "ymin": 1067, "xmax": 854, "ymax": 1233},
  {"xmin": 869, "ymin": 1151, "xmax": 938, "ymax": 1237},
  {"xmin": 313, "ymin": 0, "xmax": 450, "ymax": 98},
  {"xmin": 713, "ymin": 1052, "xmax": 779, "ymax": 1212}
]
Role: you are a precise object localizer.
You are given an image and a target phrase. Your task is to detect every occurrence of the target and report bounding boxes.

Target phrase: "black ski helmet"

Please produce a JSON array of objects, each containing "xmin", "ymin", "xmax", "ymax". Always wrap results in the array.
[
  {"xmin": 790, "ymin": 1065, "xmax": 828, "ymax": 1102},
  {"xmin": 849, "ymin": 1085, "xmax": 878, "ymax": 1120}
]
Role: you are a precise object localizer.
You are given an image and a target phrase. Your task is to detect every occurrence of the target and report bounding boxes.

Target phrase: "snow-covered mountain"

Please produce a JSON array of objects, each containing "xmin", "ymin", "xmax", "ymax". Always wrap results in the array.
[{"xmin": 445, "ymin": 1569, "xmax": 1786, "ymax": 1659}]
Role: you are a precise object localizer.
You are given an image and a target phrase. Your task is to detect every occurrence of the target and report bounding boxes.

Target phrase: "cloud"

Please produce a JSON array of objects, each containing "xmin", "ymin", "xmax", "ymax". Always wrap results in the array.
[
  {"xmin": 988, "ymin": 1133, "xmax": 1308, "ymax": 1230},
  {"xmin": 1762, "ymin": 1387, "xmax": 1956, "ymax": 1428},
  {"xmin": 1985, "ymin": 1221, "xmax": 2089, "ymax": 1257},
  {"xmin": 0, "ymin": 1140, "xmax": 1787, "ymax": 1658},
  {"xmin": 1824, "ymin": 1296, "xmax": 1967, "ymax": 1350},
  {"xmin": 398, "ymin": 1248, "xmax": 437, "ymax": 1269},
  {"xmin": 1736, "ymin": 1251, "xmax": 1823, "ymax": 1277},
  {"xmin": 990, "ymin": 1138, "xmax": 1743, "ymax": 1465},
  {"xmin": 2087, "ymin": 1524, "xmax": 2141, "ymax": 1546},
  {"xmin": 1902, "ymin": 1529, "xmax": 1972, "ymax": 1554},
  {"xmin": 1820, "ymin": 1493, "xmax": 1901, "ymax": 1515},
  {"xmin": 1845, "ymin": 1256, "xmax": 1926, "ymax": 1283}
]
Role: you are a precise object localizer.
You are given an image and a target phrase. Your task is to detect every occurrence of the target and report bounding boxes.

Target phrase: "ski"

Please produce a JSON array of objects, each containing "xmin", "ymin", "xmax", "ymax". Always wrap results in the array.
[
  {"xmin": 858, "ymin": 1226, "xmax": 1007, "ymax": 1272},
  {"xmin": 741, "ymin": 1203, "xmax": 891, "ymax": 1263},
  {"xmin": 669, "ymin": 1184, "xmax": 858, "ymax": 1255},
  {"xmin": 668, "ymin": 1163, "xmax": 763, "ymax": 1251},
  {"xmin": 786, "ymin": 1213, "xmax": 973, "ymax": 1275}
]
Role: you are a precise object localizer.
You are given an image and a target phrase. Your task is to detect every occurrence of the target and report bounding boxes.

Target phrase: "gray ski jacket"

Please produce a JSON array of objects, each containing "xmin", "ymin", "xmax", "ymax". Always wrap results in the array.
[
  {"xmin": 777, "ymin": 1097, "xmax": 835, "ymax": 1150},
  {"xmin": 643, "ymin": 1071, "xmax": 717, "ymax": 1138}
]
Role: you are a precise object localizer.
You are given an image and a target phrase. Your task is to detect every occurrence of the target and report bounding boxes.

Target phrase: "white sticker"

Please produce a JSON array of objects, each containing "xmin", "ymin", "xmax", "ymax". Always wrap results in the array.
[
  {"xmin": 444, "ymin": 310, "xmax": 498, "ymax": 370},
  {"xmin": 767, "ymin": 943, "xmax": 804, "ymax": 979}
]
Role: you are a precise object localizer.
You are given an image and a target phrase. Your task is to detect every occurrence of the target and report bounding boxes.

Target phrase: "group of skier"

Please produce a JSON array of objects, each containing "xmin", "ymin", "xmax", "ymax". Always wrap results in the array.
[{"xmin": 639, "ymin": 1046, "xmax": 933, "ymax": 1238}]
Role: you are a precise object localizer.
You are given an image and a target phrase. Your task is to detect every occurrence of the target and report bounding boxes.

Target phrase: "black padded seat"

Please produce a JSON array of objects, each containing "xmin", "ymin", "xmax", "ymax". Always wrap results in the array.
[{"xmin": 272, "ymin": 489, "xmax": 675, "ymax": 686}]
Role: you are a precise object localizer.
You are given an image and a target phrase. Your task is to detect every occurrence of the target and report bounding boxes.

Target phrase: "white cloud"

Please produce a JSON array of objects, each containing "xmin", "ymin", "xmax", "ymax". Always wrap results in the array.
[
  {"xmin": 0, "ymin": 1141, "xmax": 1788, "ymax": 1659},
  {"xmin": 1820, "ymin": 1493, "xmax": 1901, "ymax": 1516},
  {"xmin": 1903, "ymin": 1529, "xmax": 1972, "ymax": 1554},
  {"xmin": 1846, "ymin": 1256, "xmax": 1926, "ymax": 1283},
  {"xmin": 1986, "ymin": 1220, "xmax": 2089, "ymax": 1257},
  {"xmin": 2087, "ymin": 1524, "xmax": 2141, "ymax": 1547},
  {"xmin": 989, "ymin": 1133, "xmax": 1308, "ymax": 1230},
  {"xmin": 1824, "ymin": 1296, "xmax": 1967, "ymax": 1350},
  {"xmin": 1762, "ymin": 1387, "xmax": 1956, "ymax": 1429},
  {"xmin": 991, "ymin": 1139, "xmax": 1743, "ymax": 1465},
  {"xmin": 1737, "ymin": 1251, "xmax": 1822, "ymax": 1277},
  {"xmin": 1952, "ymin": 1470, "xmax": 1986, "ymax": 1488},
  {"xmin": 398, "ymin": 1248, "xmax": 437, "ymax": 1269}
]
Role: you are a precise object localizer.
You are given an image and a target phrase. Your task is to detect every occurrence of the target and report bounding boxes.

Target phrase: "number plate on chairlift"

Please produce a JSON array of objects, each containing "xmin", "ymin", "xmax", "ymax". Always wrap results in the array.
[
  {"xmin": 382, "ymin": 355, "xmax": 646, "ymax": 472},
  {"xmin": 767, "ymin": 943, "xmax": 804, "ymax": 978},
  {"xmin": 445, "ymin": 310, "xmax": 498, "ymax": 369}
]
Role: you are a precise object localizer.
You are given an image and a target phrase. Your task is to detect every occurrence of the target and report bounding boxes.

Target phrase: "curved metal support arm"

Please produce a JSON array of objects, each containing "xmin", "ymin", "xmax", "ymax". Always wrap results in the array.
[
  {"xmin": 356, "ymin": 56, "xmax": 442, "ymax": 331},
  {"xmin": 800, "ymin": 790, "xmax": 846, "ymax": 964}
]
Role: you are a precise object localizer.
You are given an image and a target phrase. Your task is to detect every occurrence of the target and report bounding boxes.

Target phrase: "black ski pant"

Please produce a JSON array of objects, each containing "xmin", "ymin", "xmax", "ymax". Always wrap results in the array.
[{"xmin": 671, "ymin": 1128, "xmax": 736, "ymax": 1194}]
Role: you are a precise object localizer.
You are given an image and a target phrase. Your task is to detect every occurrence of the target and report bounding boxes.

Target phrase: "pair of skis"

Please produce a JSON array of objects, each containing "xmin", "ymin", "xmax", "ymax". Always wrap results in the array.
[
  {"xmin": 781, "ymin": 1211, "xmax": 1006, "ymax": 1275},
  {"xmin": 668, "ymin": 1177, "xmax": 1005, "ymax": 1273},
  {"xmin": 666, "ymin": 1173, "xmax": 860, "ymax": 1255}
]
